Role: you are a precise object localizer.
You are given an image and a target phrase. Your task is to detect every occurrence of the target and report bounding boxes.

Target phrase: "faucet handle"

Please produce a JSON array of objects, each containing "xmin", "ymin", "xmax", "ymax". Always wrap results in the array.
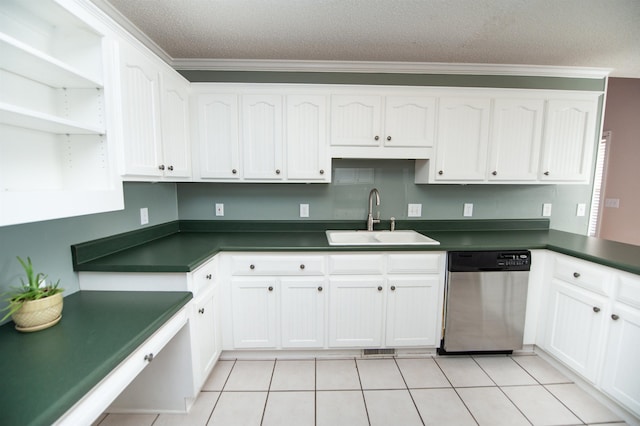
[{"xmin": 390, "ymin": 217, "xmax": 396, "ymax": 232}]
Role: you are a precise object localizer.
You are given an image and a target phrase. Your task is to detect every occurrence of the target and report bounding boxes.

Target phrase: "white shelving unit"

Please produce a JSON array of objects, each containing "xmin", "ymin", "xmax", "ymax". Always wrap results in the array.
[{"xmin": 0, "ymin": 0, "xmax": 123, "ymax": 226}]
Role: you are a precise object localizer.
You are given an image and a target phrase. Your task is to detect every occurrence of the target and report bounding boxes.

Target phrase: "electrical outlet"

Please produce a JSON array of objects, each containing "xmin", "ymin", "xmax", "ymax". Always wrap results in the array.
[
  {"xmin": 542, "ymin": 203, "xmax": 552, "ymax": 217},
  {"xmin": 463, "ymin": 203, "xmax": 473, "ymax": 217},
  {"xmin": 605, "ymin": 198, "xmax": 620, "ymax": 208},
  {"xmin": 215, "ymin": 203, "xmax": 224, "ymax": 216},
  {"xmin": 407, "ymin": 203, "xmax": 422, "ymax": 217},
  {"xmin": 576, "ymin": 203, "xmax": 586, "ymax": 217},
  {"xmin": 140, "ymin": 207, "xmax": 149, "ymax": 225},
  {"xmin": 299, "ymin": 203, "xmax": 309, "ymax": 218}
]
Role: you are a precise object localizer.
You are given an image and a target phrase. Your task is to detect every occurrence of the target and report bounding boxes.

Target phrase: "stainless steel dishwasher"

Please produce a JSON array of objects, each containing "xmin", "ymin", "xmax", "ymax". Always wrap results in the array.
[{"xmin": 439, "ymin": 250, "xmax": 531, "ymax": 354}]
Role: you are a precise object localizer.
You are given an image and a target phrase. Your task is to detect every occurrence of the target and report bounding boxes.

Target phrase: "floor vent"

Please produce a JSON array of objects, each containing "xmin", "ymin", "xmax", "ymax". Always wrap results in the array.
[{"xmin": 363, "ymin": 348, "xmax": 396, "ymax": 356}]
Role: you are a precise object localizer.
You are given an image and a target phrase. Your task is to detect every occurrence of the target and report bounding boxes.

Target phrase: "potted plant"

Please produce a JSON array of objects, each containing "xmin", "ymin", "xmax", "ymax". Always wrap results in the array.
[{"xmin": 1, "ymin": 256, "xmax": 64, "ymax": 332}]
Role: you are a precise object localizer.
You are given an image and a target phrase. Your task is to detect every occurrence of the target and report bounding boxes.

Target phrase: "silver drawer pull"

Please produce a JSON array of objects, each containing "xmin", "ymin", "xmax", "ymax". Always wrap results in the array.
[
  {"xmin": 199, "ymin": 308, "xmax": 205, "ymax": 314},
  {"xmin": 144, "ymin": 353, "xmax": 154, "ymax": 362},
  {"xmin": 573, "ymin": 272, "xmax": 580, "ymax": 278},
  {"xmin": 611, "ymin": 314, "xmax": 620, "ymax": 321},
  {"xmin": 390, "ymin": 285, "xmax": 396, "ymax": 291},
  {"xmin": 593, "ymin": 306, "xmax": 600, "ymax": 313},
  {"xmin": 206, "ymin": 274, "xmax": 212, "ymax": 279},
  {"xmin": 250, "ymin": 264, "xmax": 255, "ymax": 270},
  {"xmin": 377, "ymin": 286, "xmax": 383, "ymax": 291},
  {"xmin": 317, "ymin": 286, "xmax": 323, "ymax": 292},
  {"xmin": 268, "ymin": 286, "xmax": 274, "ymax": 291},
  {"xmin": 300, "ymin": 264, "xmax": 305, "ymax": 270}
]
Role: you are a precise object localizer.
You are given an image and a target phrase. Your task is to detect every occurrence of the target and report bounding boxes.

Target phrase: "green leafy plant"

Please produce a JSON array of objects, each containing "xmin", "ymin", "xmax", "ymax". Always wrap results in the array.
[{"xmin": 1, "ymin": 256, "xmax": 63, "ymax": 322}]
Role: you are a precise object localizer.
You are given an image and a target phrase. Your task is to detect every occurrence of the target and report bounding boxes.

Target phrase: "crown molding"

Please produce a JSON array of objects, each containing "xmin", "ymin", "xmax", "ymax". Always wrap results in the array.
[{"xmin": 172, "ymin": 59, "xmax": 611, "ymax": 79}]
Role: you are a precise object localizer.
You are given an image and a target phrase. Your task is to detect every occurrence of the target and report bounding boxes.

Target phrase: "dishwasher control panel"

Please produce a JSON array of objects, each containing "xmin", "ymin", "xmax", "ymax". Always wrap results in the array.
[{"xmin": 448, "ymin": 250, "xmax": 531, "ymax": 272}]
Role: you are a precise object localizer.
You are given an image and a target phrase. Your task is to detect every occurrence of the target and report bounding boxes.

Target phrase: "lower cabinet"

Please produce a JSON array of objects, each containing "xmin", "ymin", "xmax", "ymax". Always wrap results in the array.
[
  {"xmin": 190, "ymin": 285, "xmax": 221, "ymax": 390},
  {"xmin": 280, "ymin": 278, "xmax": 326, "ymax": 348},
  {"xmin": 231, "ymin": 278, "xmax": 278, "ymax": 348}
]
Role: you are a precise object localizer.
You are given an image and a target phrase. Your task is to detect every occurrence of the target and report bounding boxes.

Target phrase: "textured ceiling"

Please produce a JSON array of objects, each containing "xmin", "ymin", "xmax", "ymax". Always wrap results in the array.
[{"xmin": 101, "ymin": 0, "xmax": 640, "ymax": 77}]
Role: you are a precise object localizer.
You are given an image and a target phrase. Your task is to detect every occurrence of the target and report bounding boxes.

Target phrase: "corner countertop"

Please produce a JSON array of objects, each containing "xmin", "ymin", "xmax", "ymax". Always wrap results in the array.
[
  {"xmin": 0, "ymin": 290, "xmax": 192, "ymax": 426},
  {"xmin": 71, "ymin": 220, "xmax": 640, "ymax": 275}
]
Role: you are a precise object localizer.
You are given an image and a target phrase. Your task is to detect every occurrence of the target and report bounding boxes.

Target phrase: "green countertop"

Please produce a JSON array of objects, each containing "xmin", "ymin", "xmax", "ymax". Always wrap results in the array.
[
  {"xmin": 72, "ymin": 220, "xmax": 640, "ymax": 275},
  {"xmin": 0, "ymin": 290, "xmax": 192, "ymax": 426}
]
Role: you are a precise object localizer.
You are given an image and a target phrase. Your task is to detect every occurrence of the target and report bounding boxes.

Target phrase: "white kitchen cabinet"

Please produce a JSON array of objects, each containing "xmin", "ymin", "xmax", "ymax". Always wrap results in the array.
[
  {"xmin": 280, "ymin": 278, "xmax": 326, "ymax": 348},
  {"xmin": 119, "ymin": 42, "xmax": 190, "ymax": 180},
  {"xmin": 328, "ymin": 277, "xmax": 385, "ymax": 347},
  {"xmin": 386, "ymin": 276, "xmax": 441, "ymax": 347},
  {"xmin": 539, "ymin": 98, "xmax": 599, "ymax": 182},
  {"xmin": 286, "ymin": 95, "xmax": 330, "ymax": 181},
  {"xmin": 194, "ymin": 94, "xmax": 240, "ymax": 179},
  {"xmin": 488, "ymin": 98, "xmax": 544, "ymax": 181},
  {"xmin": 242, "ymin": 94, "xmax": 284, "ymax": 180},
  {"xmin": 231, "ymin": 278, "xmax": 278, "ymax": 348},
  {"xmin": 433, "ymin": 96, "xmax": 491, "ymax": 181},
  {"xmin": 544, "ymin": 279, "xmax": 607, "ymax": 383},
  {"xmin": 0, "ymin": 0, "xmax": 123, "ymax": 226},
  {"xmin": 191, "ymin": 285, "xmax": 221, "ymax": 389},
  {"xmin": 330, "ymin": 94, "xmax": 435, "ymax": 159},
  {"xmin": 600, "ymin": 273, "xmax": 640, "ymax": 415}
]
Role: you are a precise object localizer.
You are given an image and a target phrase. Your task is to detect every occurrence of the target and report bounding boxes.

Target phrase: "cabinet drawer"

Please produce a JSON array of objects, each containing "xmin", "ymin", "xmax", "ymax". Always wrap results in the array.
[
  {"xmin": 387, "ymin": 253, "xmax": 442, "ymax": 274},
  {"xmin": 616, "ymin": 272, "xmax": 640, "ymax": 309},
  {"xmin": 230, "ymin": 255, "xmax": 325, "ymax": 275},
  {"xmin": 191, "ymin": 264, "xmax": 216, "ymax": 295},
  {"xmin": 328, "ymin": 254, "xmax": 384, "ymax": 274},
  {"xmin": 553, "ymin": 255, "xmax": 611, "ymax": 295}
]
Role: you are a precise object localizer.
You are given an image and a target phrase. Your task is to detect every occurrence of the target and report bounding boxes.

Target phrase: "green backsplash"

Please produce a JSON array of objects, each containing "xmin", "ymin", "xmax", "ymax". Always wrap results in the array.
[{"xmin": 177, "ymin": 159, "xmax": 593, "ymax": 233}]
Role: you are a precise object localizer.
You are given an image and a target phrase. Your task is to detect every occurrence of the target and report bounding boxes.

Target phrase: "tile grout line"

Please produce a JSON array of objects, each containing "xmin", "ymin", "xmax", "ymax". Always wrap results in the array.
[
  {"xmin": 314, "ymin": 358, "xmax": 317, "ymax": 426},
  {"xmin": 354, "ymin": 357, "xmax": 373, "ymax": 426},
  {"xmin": 433, "ymin": 357, "xmax": 481, "ymax": 426},
  {"xmin": 393, "ymin": 357, "xmax": 426, "ymax": 426},
  {"xmin": 259, "ymin": 359, "xmax": 277, "ymax": 426},
  {"xmin": 205, "ymin": 358, "xmax": 237, "ymax": 426}
]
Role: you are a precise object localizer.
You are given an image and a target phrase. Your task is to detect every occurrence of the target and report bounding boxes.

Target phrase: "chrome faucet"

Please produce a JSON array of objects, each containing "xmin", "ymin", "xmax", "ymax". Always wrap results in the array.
[{"xmin": 367, "ymin": 188, "xmax": 381, "ymax": 231}]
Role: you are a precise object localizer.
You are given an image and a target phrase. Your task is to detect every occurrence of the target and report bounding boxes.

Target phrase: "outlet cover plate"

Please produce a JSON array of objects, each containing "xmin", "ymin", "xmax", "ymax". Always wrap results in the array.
[
  {"xmin": 140, "ymin": 207, "xmax": 149, "ymax": 225},
  {"xmin": 300, "ymin": 203, "xmax": 309, "ymax": 218},
  {"xmin": 215, "ymin": 203, "xmax": 224, "ymax": 216},
  {"xmin": 407, "ymin": 203, "xmax": 422, "ymax": 217},
  {"xmin": 463, "ymin": 203, "xmax": 473, "ymax": 217},
  {"xmin": 542, "ymin": 203, "xmax": 552, "ymax": 217}
]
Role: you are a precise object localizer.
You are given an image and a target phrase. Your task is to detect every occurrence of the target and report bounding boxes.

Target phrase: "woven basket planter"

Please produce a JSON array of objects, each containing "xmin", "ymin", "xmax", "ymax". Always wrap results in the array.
[{"xmin": 12, "ymin": 292, "xmax": 63, "ymax": 332}]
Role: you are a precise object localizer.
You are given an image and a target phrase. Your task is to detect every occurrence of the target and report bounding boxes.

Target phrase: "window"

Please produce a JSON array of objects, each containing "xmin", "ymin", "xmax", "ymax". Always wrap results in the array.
[{"xmin": 588, "ymin": 131, "xmax": 611, "ymax": 237}]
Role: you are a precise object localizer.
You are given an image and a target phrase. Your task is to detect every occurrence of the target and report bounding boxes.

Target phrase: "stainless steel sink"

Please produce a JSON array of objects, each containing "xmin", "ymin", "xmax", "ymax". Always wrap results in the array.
[{"xmin": 325, "ymin": 230, "xmax": 440, "ymax": 246}]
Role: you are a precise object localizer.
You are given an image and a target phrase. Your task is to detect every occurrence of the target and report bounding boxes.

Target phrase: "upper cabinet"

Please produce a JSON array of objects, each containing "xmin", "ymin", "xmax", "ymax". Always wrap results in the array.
[
  {"xmin": 415, "ymin": 90, "xmax": 601, "ymax": 184},
  {"xmin": 0, "ymin": 0, "xmax": 123, "ymax": 226},
  {"xmin": 330, "ymin": 93, "xmax": 436, "ymax": 159},
  {"xmin": 192, "ymin": 86, "xmax": 330, "ymax": 183},
  {"xmin": 119, "ymin": 42, "xmax": 191, "ymax": 181}
]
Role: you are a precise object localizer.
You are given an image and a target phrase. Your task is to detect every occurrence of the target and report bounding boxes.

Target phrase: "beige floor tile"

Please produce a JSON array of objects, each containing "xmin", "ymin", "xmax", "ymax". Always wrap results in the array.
[
  {"xmin": 435, "ymin": 356, "xmax": 494, "ymax": 387},
  {"xmin": 316, "ymin": 359, "xmax": 361, "ymax": 390},
  {"xmin": 363, "ymin": 389, "xmax": 423, "ymax": 426},
  {"xmin": 201, "ymin": 360, "xmax": 234, "ymax": 391},
  {"xmin": 546, "ymin": 383, "xmax": 623, "ymax": 424},
  {"xmin": 356, "ymin": 358, "xmax": 406, "ymax": 390},
  {"xmin": 223, "ymin": 360, "xmax": 274, "ymax": 391},
  {"xmin": 98, "ymin": 413, "xmax": 157, "ymax": 426},
  {"xmin": 457, "ymin": 387, "xmax": 530, "ymax": 426},
  {"xmin": 207, "ymin": 392, "xmax": 267, "ymax": 426},
  {"xmin": 154, "ymin": 392, "xmax": 219, "ymax": 426},
  {"xmin": 512, "ymin": 355, "xmax": 571, "ymax": 384},
  {"xmin": 261, "ymin": 391, "xmax": 315, "ymax": 426},
  {"xmin": 411, "ymin": 388, "xmax": 476, "ymax": 425},
  {"xmin": 396, "ymin": 358, "xmax": 451, "ymax": 388},
  {"xmin": 474, "ymin": 356, "xmax": 538, "ymax": 386},
  {"xmin": 502, "ymin": 385, "xmax": 581, "ymax": 425},
  {"xmin": 316, "ymin": 390, "xmax": 369, "ymax": 426},
  {"xmin": 270, "ymin": 360, "xmax": 315, "ymax": 391}
]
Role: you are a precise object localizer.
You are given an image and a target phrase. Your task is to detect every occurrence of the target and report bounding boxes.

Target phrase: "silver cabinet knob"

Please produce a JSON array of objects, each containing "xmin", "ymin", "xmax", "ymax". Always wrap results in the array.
[
  {"xmin": 593, "ymin": 306, "xmax": 600, "ymax": 313},
  {"xmin": 573, "ymin": 272, "xmax": 580, "ymax": 278},
  {"xmin": 544, "ymin": 171, "xmax": 550, "ymax": 176},
  {"xmin": 206, "ymin": 274, "xmax": 212, "ymax": 279},
  {"xmin": 386, "ymin": 136, "xmax": 391, "ymax": 141},
  {"xmin": 611, "ymin": 314, "xmax": 620, "ymax": 321},
  {"xmin": 319, "ymin": 169, "xmax": 325, "ymax": 175},
  {"xmin": 377, "ymin": 286, "xmax": 383, "ymax": 291},
  {"xmin": 158, "ymin": 165, "xmax": 165, "ymax": 170},
  {"xmin": 275, "ymin": 169, "xmax": 281, "ymax": 175},
  {"xmin": 390, "ymin": 285, "xmax": 396, "ymax": 291},
  {"xmin": 198, "ymin": 308, "xmax": 205, "ymax": 314},
  {"xmin": 144, "ymin": 353, "xmax": 154, "ymax": 362},
  {"xmin": 232, "ymin": 169, "xmax": 237, "ymax": 174},
  {"xmin": 168, "ymin": 165, "xmax": 174, "ymax": 171},
  {"xmin": 317, "ymin": 286, "xmax": 323, "ymax": 292},
  {"xmin": 268, "ymin": 286, "xmax": 274, "ymax": 291},
  {"xmin": 438, "ymin": 170, "xmax": 444, "ymax": 175},
  {"xmin": 250, "ymin": 264, "xmax": 255, "ymax": 270},
  {"xmin": 374, "ymin": 135, "xmax": 380, "ymax": 141},
  {"xmin": 300, "ymin": 264, "xmax": 305, "ymax": 270},
  {"xmin": 492, "ymin": 171, "xmax": 497, "ymax": 176}
]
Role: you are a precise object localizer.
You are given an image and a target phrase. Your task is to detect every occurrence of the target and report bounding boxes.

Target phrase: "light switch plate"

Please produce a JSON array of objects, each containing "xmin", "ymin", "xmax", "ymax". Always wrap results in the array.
[
  {"xmin": 215, "ymin": 203, "xmax": 224, "ymax": 216},
  {"xmin": 300, "ymin": 203, "xmax": 309, "ymax": 218},
  {"xmin": 140, "ymin": 207, "xmax": 149, "ymax": 225},
  {"xmin": 576, "ymin": 203, "xmax": 586, "ymax": 216},
  {"xmin": 605, "ymin": 198, "xmax": 620, "ymax": 208},
  {"xmin": 542, "ymin": 203, "xmax": 552, "ymax": 217},
  {"xmin": 407, "ymin": 203, "xmax": 422, "ymax": 217},
  {"xmin": 463, "ymin": 203, "xmax": 473, "ymax": 217}
]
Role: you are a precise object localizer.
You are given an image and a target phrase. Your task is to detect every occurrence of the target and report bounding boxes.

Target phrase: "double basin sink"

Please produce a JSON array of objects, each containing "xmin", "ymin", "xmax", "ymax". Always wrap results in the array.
[{"xmin": 325, "ymin": 230, "xmax": 440, "ymax": 246}]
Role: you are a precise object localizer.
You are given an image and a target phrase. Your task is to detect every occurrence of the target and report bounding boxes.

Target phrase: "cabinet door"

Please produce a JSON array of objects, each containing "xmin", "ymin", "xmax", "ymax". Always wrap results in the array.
[
  {"xmin": 384, "ymin": 96, "xmax": 436, "ymax": 148},
  {"xmin": 191, "ymin": 287, "xmax": 220, "ymax": 388},
  {"xmin": 242, "ymin": 95, "xmax": 283, "ymax": 180},
  {"xmin": 328, "ymin": 277, "xmax": 385, "ymax": 347},
  {"xmin": 434, "ymin": 97, "xmax": 491, "ymax": 181},
  {"xmin": 386, "ymin": 276, "xmax": 441, "ymax": 347},
  {"xmin": 601, "ymin": 302, "xmax": 640, "ymax": 415},
  {"xmin": 544, "ymin": 279, "xmax": 607, "ymax": 382},
  {"xmin": 286, "ymin": 95, "xmax": 330, "ymax": 181},
  {"xmin": 330, "ymin": 95, "xmax": 382, "ymax": 147},
  {"xmin": 197, "ymin": 94, "xmax": 240, "ymax": 179},
  {"xmin": 231, "ymin": 278, "xmax": 277, "ymax": 348},
  {"xmin": 540, "ymin": 99, "xmax": 598, "ymax": 182},
  {"xmin": 160, "ymin": 70, "xmax": 191, "ymax": 178},
  {"xmin": 119, "ymin": 43, "xmax": 163, "ymax": 178},
  {"xmin": 280, "ymin": 278, "xmax": 326, "ymax": 348},
  {"xmin": 488, "ymin": 98, "xmax": 543, "ymax": 181}
]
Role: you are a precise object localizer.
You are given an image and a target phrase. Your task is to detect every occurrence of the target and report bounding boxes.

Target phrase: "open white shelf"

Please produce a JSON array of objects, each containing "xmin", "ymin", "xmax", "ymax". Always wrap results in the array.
[
  {"xmin": 0, "ymin": 102, "xmax": 105, "ymax": 135},
  {"xmin": 0, "ymin": 33, "xmax": 103, "ymax": 89}
]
